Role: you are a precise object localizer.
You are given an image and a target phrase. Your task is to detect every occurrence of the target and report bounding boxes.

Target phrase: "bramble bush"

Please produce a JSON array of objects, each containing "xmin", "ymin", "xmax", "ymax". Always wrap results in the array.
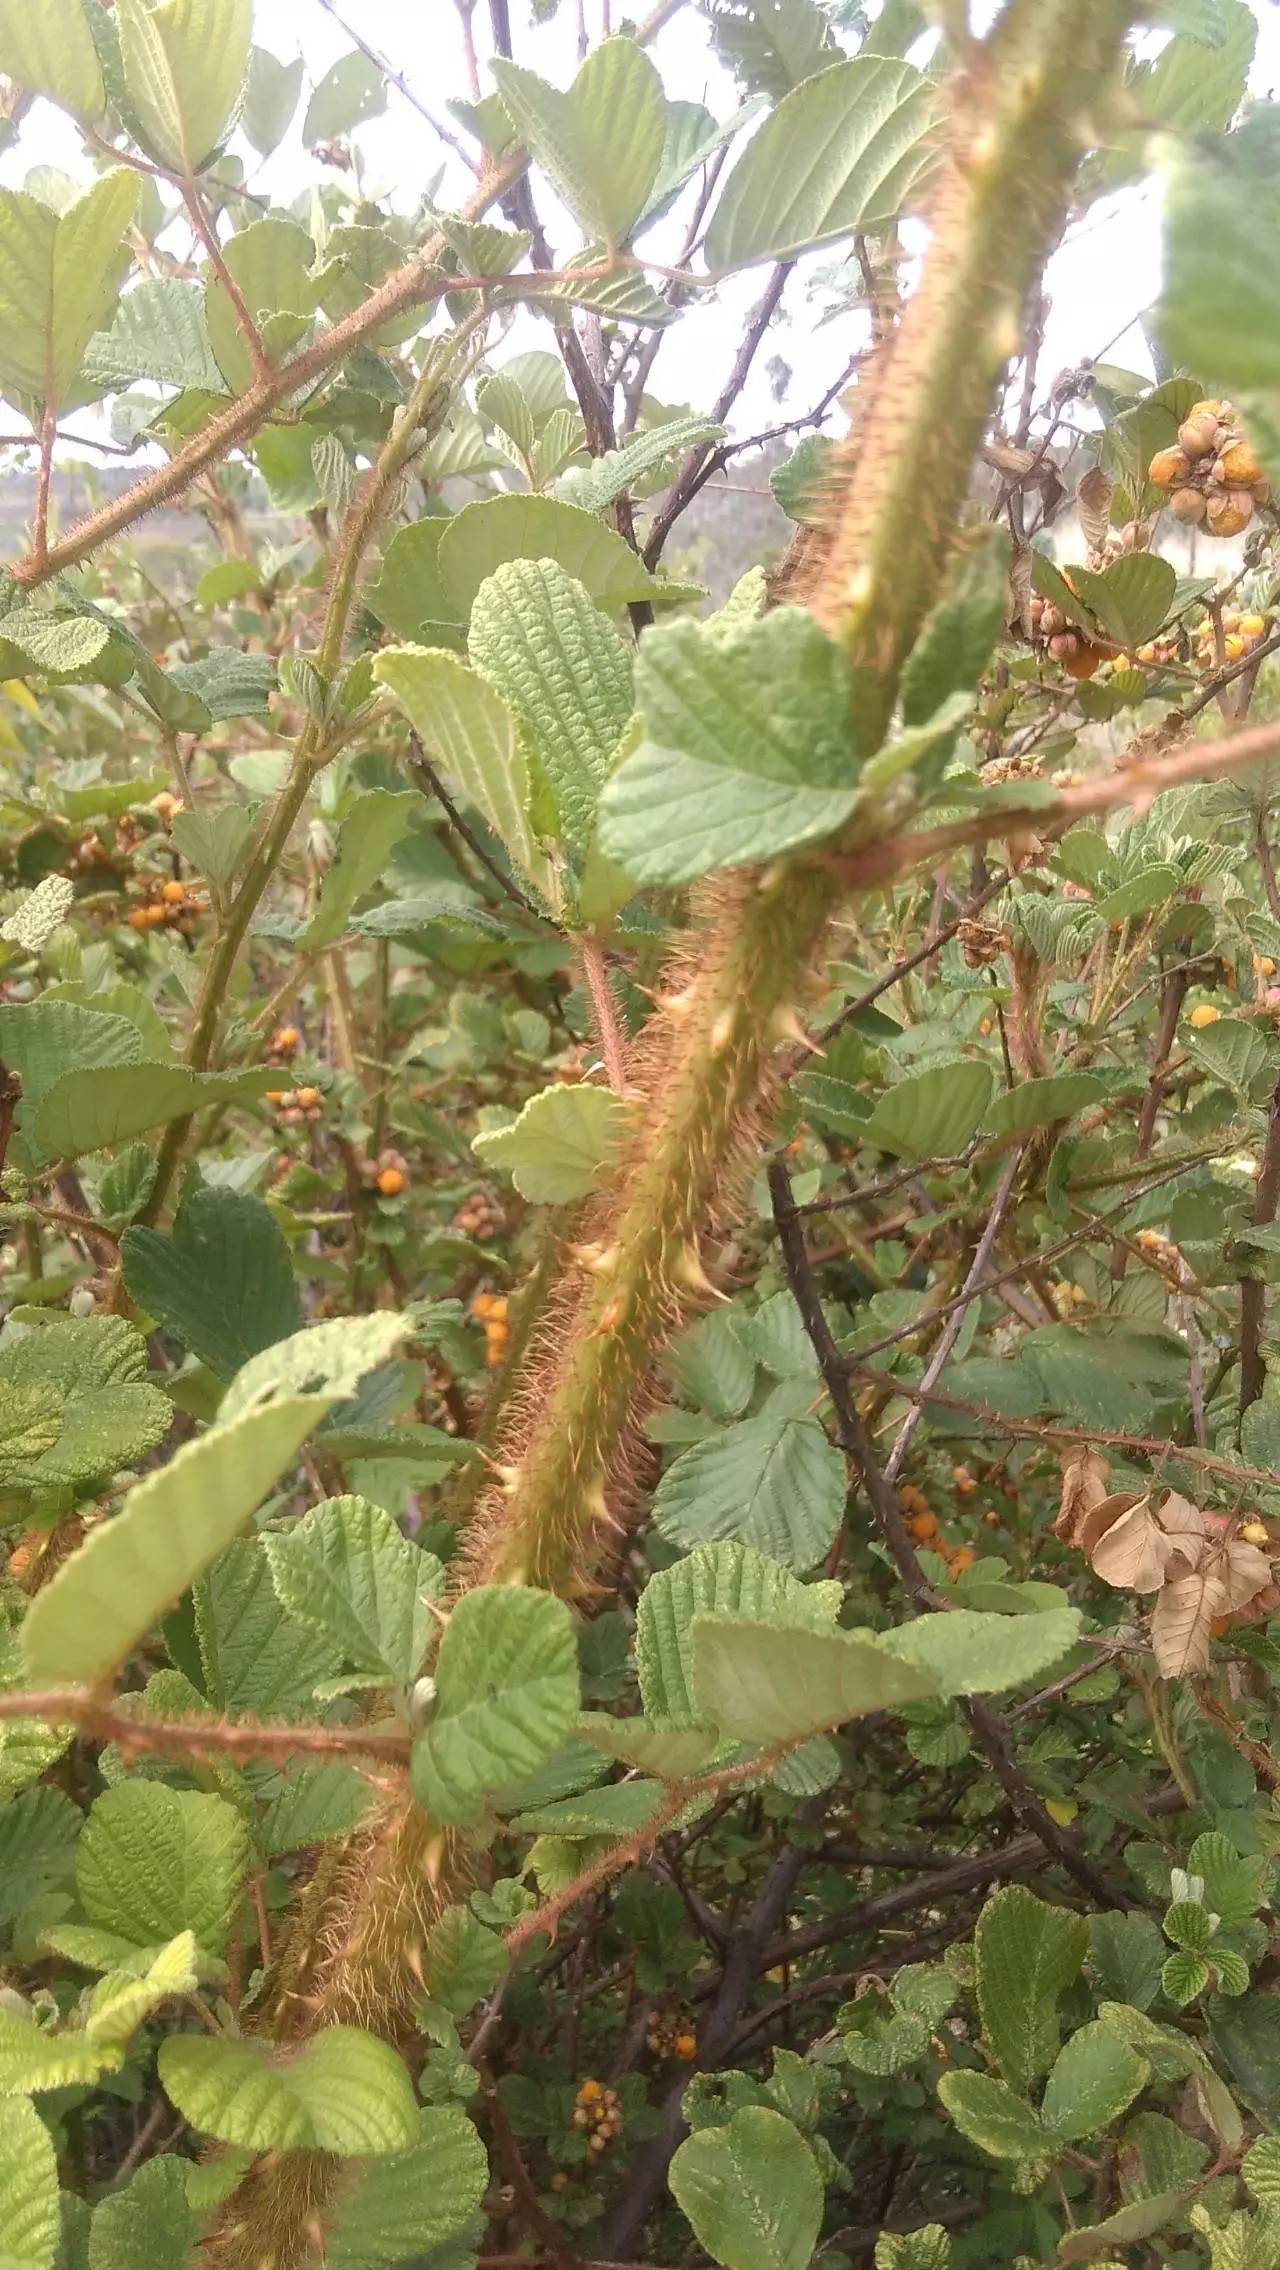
[{"xmin": 4, "ymin": 1, "xmax": 1280, "ymax": 2264}]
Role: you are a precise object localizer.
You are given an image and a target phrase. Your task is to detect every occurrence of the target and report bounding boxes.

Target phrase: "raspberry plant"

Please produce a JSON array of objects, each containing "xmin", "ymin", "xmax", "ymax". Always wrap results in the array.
[{"xmin": 3, "ymin": 2, "xmax": 1280, "ymax": 2266}]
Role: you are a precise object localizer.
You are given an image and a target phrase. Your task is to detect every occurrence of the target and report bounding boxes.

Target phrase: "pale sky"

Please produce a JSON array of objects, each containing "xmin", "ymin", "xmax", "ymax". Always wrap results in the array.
[{"xmin": 4, "ymin": 1, "xmax": 1279, "ymax": 458}]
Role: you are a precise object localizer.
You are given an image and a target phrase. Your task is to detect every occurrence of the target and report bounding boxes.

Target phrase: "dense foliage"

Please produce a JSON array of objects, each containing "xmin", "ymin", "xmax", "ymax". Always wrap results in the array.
[{"xmin": 4, "ymin": 1, "xmax": 1280, "ymax": 2265}]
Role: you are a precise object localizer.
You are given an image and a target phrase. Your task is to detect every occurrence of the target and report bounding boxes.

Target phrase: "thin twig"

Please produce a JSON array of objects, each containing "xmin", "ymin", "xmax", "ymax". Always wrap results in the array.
[
  {"xmin": 0, "ymin": 1687, "xmax": 410, "ymax": 1767},
  {"xmin": 314, "ymin": 0, "xmax": 482, "ymax": 170},
  {"xmin": 404, "ymin": 731, "xmax": 542, "ymax": 920},
  {"xmin": 642, "ymin": 262, "xmax": 791, "ymax": 568}
]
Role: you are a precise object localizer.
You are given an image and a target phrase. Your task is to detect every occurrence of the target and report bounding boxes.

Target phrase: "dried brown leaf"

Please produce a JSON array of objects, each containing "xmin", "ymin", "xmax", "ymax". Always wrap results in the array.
[
  {"xmin": 1151, "ymin": 1565, "xmax": 1228, "ymax": 1678},
  {"xmin": 1090, "ymin": 1498, "xmax": 1175, "ymax": 1593},
  {"xmin": 1055, "ymin": 1449, "xmax": 1114, "ymax": 1544},
  {"xmin": 1077, "ymin": 465, "xmax": 1114, "ymax": 555},
  {"xmin": 1223, "ymin": 1539, "xmax": 1274, "ymax": 1610},
  {"xmin": 1155, "ymin": 1492, "xmax": 1208, "ymax": 1564}
]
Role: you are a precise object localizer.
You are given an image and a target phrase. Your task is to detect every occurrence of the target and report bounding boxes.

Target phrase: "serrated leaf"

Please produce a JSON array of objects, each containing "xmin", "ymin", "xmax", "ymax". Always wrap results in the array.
[
  {"xmin": 985, "ymin": 1073, "xmax": 1105, "ymax": 1140},
  {"xmin": 670, "ymin": 2105, "xmax": 822, "ymax": 2270},
  {"xmin": 875, "ymin": 2227, "xmax": 951, "ymax": 2270},
  {"xmin": 472, "ymin": 1083, "xmax": 629, "ymax": 1205},
  {"xmin": 115, "ymin": 0, "xmax": 253, "ymax": 174},
  {"xmin": 0, "ymin": 2005, "xmax": 119, "ymax": 2094},
  {"xmin": 0, "ymin": 169, "xmax": 137, "ymax": 410},
  {"xmin": 324, "ymin": 2107, "xmax": 490, "ymax": 2270},
  {"xmin": 652, "ymin": 1406, "xmax": 846, "ymax": 1569},
  {"xmin": 242, "ymin": 44, "xmax": 304, "ymax": 156},
  {"xmin": 1243, "ymin": 2135, "xmax": 1280, "ymax": 2206},
  {"xmin": 0, "ymin": 1314, "xmax": 171, "ymax": 1497},
  {"xmin": 1041, "ymin": 2021, "xmax": 1148, "ymax": 2140},
  {"xmin": 158, "ymin": 2025, "xmax": 418, "ymax": 2154},
  {"xmin": 492, "ymin": 40, "xmax": 666, "ymax": 248},
  {"xmin": 937, "ymin": 2069, "xmax": 1046, "ymax": 2161},
  {"xmin": 1088, "ymin": 1912, "xmax": 1166, "ymax": 2012},
  {"xmin": 410, "ymin": 1588, "xmax": 579, "ymax": 1827},
  {"xmin": 876, "ymin": 1608, "xmax": 1080, "ymax": 1698},
  {"xmin": 690, "ymin": 1613, "xmax": 937, "ymax": 1746},
  {"xmin": 0, "ymin": 0, "xmax": 106, "ymax": 121},
  {"xmin": 1059, "ymin": 556, "xmax": 1177, "ymax": 649},
  {"xmin": 303, "ymin": 50, "xmax": 386, "ymax": 145},
  {"xmin": 861, "ymin": 1061, "xmax": 994, "ymax": 1163},
  {"xmin": 637, "ymin": 1540, "xmax": 842, "ymax": 1730},
  {"xmin": 168, "ymin": 803, "xmax": 256, "ymax": 888},
  {"xmin": 263, "ymin": 1494, "xmax": 445, "ymax": 1692},
  {"xmin": 77, "ymin": 1780, "xmax": 247, "ymax": 1963},
  {"xmin": 85, "ymin": 2156, "xmax": 196, "ymax": 2270},
  {"xmin": 367, "ymin": 519, "xmax": 463, "ymax": 646},
  {"xmin": 195, "ymin": 1539, "xmax": 342, "ymax": 1715},
  {"xmin": 424, "ymin": 1907, "xmax": 506, "ymax": 2019},
  {"xmin": 598, "ymin": 606, "xmax": 859, "ymax": 885},
  {"xmin": 84, "ymin": 1930, "xmax": 199, "ymax": 2045},
  {"xmin": 554, "ymin": 413, "xmax": 723, "ymax": 512},
  {"xmin": 121, "ymin": 1184, "xmax": 302, "ymax": 1379},
  {"xmin": 441, "ymin": 494, "xmax": 691, "ymax": 622},
  {"xmin": 83, "ymin": 276, "xmax": 225, "ymax": 394},
  {"xmin": 1162, "ymin": 1948, "xmax": 1212, "ymax": 2005},
  {"xmin": 0, "ymin": 2095, "xmax": 60, "ymax": 2267},
  {"xmin": 0, "ymin": 1623, "xmax": 71, "ymax": 1798},
  {"xmin": 707, "ymin": 0, "xmax": 835, "ymax": 98},
  {"xmin": 35, "ymin": 1060, "xmax": 274, "ymax": 1161},
  {"xmin": 374, "ymin": 648, "xmax": 558, "ymax": 908},
  {"xmin": 0, "ymin": 1787, "xmax": 80, "ymax": 1924},
  {"xmin": 578, "ymin": 1712, "xmax": 718, "ymax": 1779},
  {"xmin": 301, "ymin": 791, "xmax": 416, "ymax": 952},
  {"xmin": 204, "ymin": 215, "xmax": 315, "ymax": 395},
  {"xmin": 977, "ymin": 1887, "xmax": 1088, "ymax": 2095},
  {"xmin": 255, "ymin": 1757, "xmax": 375, "ymax": 1856},
  {"xmin": 468, "ymin": 561, "xmax": 633, "ymax": 855},
  {"xmin": 706, "ymin": 55, "xmax": 936, "ymax": 270},
  {"xmin": 21, "ymin": 1394, "xmax": 330, "ymax": 1687},
  {"xmin": 0, "ymin": 1001, "xmax": 143, "ymax": 1175}
]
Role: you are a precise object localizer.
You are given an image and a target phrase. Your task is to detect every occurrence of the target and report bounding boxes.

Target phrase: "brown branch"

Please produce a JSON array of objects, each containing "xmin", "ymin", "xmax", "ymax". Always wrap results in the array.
[
  {"xmin": 404, "ymin": 731, "xmax": 543, "ymax": 921},
  {"xmin": 1136, "ymin": 962, "xmax": 1191, "ymax": 1157},
  {"xmin": 641, "ymin": 261, "xmax": 791, "ymax": 569},
  {"xmin": 483, "ymin": 2070, "xmax": 584, "ymax": 2270},
  {"xmin": 0, "ymin": 1687, "xmax": 410, "ymax": 1767},
  {"xmin": 577, "ymin": 938, "xmax": 630, "ymax": 1094},
  {"xmin": 809, "ymin": 867, "xmax": 1012, "ymax": 1055},
  {"xmin": 181, "ymin": 180, "xmax": 272, "ymax": 380},
  {"xmin": 1240, "ymin": 1072, "xmax": 1280, "ymax": 1419}
]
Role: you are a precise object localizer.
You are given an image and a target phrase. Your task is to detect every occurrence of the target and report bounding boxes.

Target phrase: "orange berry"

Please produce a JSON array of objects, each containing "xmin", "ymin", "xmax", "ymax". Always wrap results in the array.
[
  {"xmin": 1188, "ymin": 1004, "xmax": 1221, "ymax": 1029},
  {"xmin": 264, "ymin": 1089, "xmax": 290, "ymax": 1105},
  {"xmin": 1148, "ymin": 446, "xmax": 1191, "ymax": 489},
  {"xmin": 376, "ymin": 1166, "xmax": 407, "ymax": 1196},
  {"xmin": 161, "ymin": 879, "xmax": 186, "ymax": 906},
  {"xmin": 273, "ymin": 1025, "xmax": 301, "ymax": 1052},
  {"xmin": 127, "ymin": 906, "xmax": 151, "ymax": 930},
  {"xmin": 674, "ymin": 2031, "xmax": 697, "ymax": 2059},
  {"xmin": 1220, "ymin": 438, "xmax": 1263, "ymax": 486},
  {"xmin": 949, "ymin": 1547, "xmax": 976, "ymax": 1576},
  {"xmin": 907, "ymin": 1510, "xmax": 939, "ymax": 1540},
  {"xmin": 471, "ymin": 1292, "xmax": 495, "ymax": 1318},
  {"xmin": 294, "ymin": 1086, "xmax": 320, "ymax": 1109}
]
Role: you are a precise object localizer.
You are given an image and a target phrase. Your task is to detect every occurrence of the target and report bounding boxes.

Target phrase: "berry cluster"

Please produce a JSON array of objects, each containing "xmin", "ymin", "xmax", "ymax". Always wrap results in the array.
[
  {"xmin": 267, "ymin": 1023, "xmax": 301, "ymax": 1066},
  {"xmin": 1027, "ymin": 594, "xmax": 1110, "ymax": 679},
  {"xmin": 572, "ymin": 2078, "xmax": 623, "ymax": 2153},
  {"xmin": 265, "ymin": 1084, "xmax": 323, "ymax": 1124},
  {"xmin": 361, "ymin": 1147, "xmax": 408, "ymax": 1197},
  {"xmin": 126, "ymin": 877, "xmax": 202, "ymax": 932},
  {"xmin": 471, "ymin": 1289, "xmax": 509, "ymax": 1365},
  {"xmin": 1148, "ymin": 400, "xmax": 1271, "ymax": 536},
  {"xmin": 646, "ymin": 2010, "xmax": 698, "ymax": 2061},
  {"xmin": 453, "ymin": 1189, "xmax": 504, "ymax": 1242},
  {"xmin": 896, "ymin": 1483, "xmax": 975, "ymax": 1576},
  {"xmin": 1189, "ymin": 606, "xmax": 1271, "ymax": 670}
]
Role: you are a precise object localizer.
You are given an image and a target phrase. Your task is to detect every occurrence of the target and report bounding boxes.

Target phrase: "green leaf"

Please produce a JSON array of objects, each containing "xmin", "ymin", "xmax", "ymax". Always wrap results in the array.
[
  {"xmin": 1161, "ymin": 159, "xmax": 1280, "ymax": 477},
  {"xmin": 1056, "ymin": 2194, "xmax": 1188, "ymax": 2262},
  {"xmin": 84, "ymin": 1931, "xmax": 199, "ymax": 2046},
  {"xmin": 410, "ymin": 1588, "xmax": 580, "ymax": 1827},
  {"xmin": 303, "ymin": 50, "xmax": 386, "ymax": 145},
  {"xmin": 324, "ymin": 2107, "xmax": 490, "ymax": 2270},
  {"xmin": 690, "ymin": 1614, "xmax": 937, "ymax": 1746},
  {"xmin": 242, "ymin": 44, "xmax": 304, "ymax": 156},
  {"xmin": 263, "ymin": 1494, "xmax": 445, "ymax": 1692},
  {"xmin": 0, "ymin": 0, "xmax": 106, "ymax": 120},
  {"xmin": 976, "ymin": 1887, "xmax": 1087, "ymax": 2094},
  {"xmin": 876, "ymin": 1608, "xmax": 1080, "ymax": 1699},
  {"xmin": 424, "ymin": 1907, "xmax": 507, "ymax": 2019},
  {"xmin": 76, "ymin": 1782, "xmax": 247, "ymax": 1962},
  {"xmin": 578, "ymin": 1713, "xmax": 718, "ymax": 1779},
  {"xmin": 373, "ymin": 648, "xmax": 558, "ymax": 908},
  {"xmin": 0, "ymin": 2095, "xmax": 60, "ymax": 2268},
  {"xmin": 0, "ymin": 1001, "xmax": 143, "ymax": 1174},
  {"xmin": 468, "ymin": 561, "xmax": 633, "ymax": 855},
  {"xmin": 1162, "ymin": 1949, "xmax": 1212, "ymax": 2006},
  {"xmin": 985, "ymin": 1074, "xmax": 1105, "ymax": 1140},
  {"xmin": 875, "ymin": 2228, "xmax": 951, "ymax": 2270},
  {"xmin": 1183, "ymin": 1014, "xmax": 1272, "ymax": 1104},
  {"xmin": 21, "ymin": 1394, "xmax": 330, "ymax": 1687},
  {"xmin": 708, "ymin": 0, "xmax": 836, "ymax": 98},
  {"xmin": 0, "ymin": 1624, "xmax": 72, "ymax": 1798},
  {"xmin": 1243, "ymin": 2136, "xmax": 1280, "ymax": 2207},
  {"xmin": 86, "ymin": 2156, "xmax": 196, "ymax": 2270},
  {"xmin": 491, "ymin": 40, "xmax": 666, "ymax": 248},
  {"xmin": 0, "ymin": 2005, "xmax": 119, "ymax": 2093},
  {"xmin": 1187, "ymin": 1830, "xmax": 1266, "ymax": 1926},
  {"xmin": 1088, "ymin": 1912, "xmax": 1166, "ymax": 2012},
  {"xmin": 121, "ymin": 1185, "xmax": 302, "ymax": 1379},
  {"xmin": 0, "ymin": 170, "xmax": 137, "ymax": 411},
  {"xmin": 670, "ymin": 2106, "xmax": 822, "ymax": 2270},
  {"xmin": 169, "ymin": 804, "xmax": 256, "ymax": 889},
  {"xmin": 1057, "ymin": 556, "xmax": 1178, "ymax": 649},
  {"xmin": 367, "ymin": 520, "xmax": 463, "ymax": 646},
  {"xmin": 706, "ymin": 56, "xmax": 936, "ymax": 271},
  {"xmin": 218, "ymin": 1312, "xmax": 411, "ymax": 1424},
  {"xmin": 598, "ymin": 607, "xmax": 859, "ymax": 885},
  {"xmin": 83, "ymin": 276, "xmax": 226, "ymax": 393},
  {"xmin": 1041, "ymin": 2022, "xmax": 1148, "ymax": 2140},
  {"xmin": 35, "ymin": 1061, "xmax": 274, "ymax": 1161},
  {"xmin": 652, "ymin": 1406, "xmax": 846, "ymax": 1569},
  {"xmin": 0, "ymin": 1787, "xmax": 80, "ymax": 1925},
  {"xmin": 256, "ymin": 1758, "xmax": 374, "ymax": 1857},
  {"xmin": 1135, "ymin": 0, "xmax": 1255, "ymax": 135},
  {"xmin": 554, "ymin": 413, "xmax": 722, "ymax": 513},
  {"xmin": 770, "ymin": 433, "xmax": 837, "ymax": 526},
  {"xmin": 204, "ymin": 216, "xmax": 315, "ymax": 395},
  {"xmin": 473, "ymin": 1083, "xmax": 630, "ymax": 1205},
  {"xmin": 937, "ymin": 2070, "xmax": 1046, "ymax": 2162},
  {"xmin": 860, "ymin": 1061, "xmax": 994, "ymax": 1163},
  {"xmin": 438, "ymin": 494, "xmax": 689, "ymax": 621},
  {"xmin": 158, "ymin": 2025, "xmax": 418, "ymax": 2155},
  {"xmin": 301, "ymin": 791, "xmax": 416, "ymax": 952},
  {"xmin": 901, "ymin": 529, "xmax": 1010, "ymax": 727},
  {"xmin": 0, "ymin": 1315, "xmax": 171, "ymax": 1498},
  {"xmin": 636, "ymin": 1541, "xmax": 842, "ymax": 1730},
  {"xmin": 195, "ymin": 1539, "xmax": 342, "ymax": 1714},
  {"xmin": 115, "ymin": 0, "xmax": 253, "ymax": 173}
]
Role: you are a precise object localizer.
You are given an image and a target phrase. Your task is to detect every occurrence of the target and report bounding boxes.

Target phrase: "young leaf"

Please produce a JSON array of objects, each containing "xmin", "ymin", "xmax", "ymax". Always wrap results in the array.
[
  {"xmin": 0, "ymin": 2005, "xmax": 120, "ymax": 2092},
  {"xmin": 491, "ymin": 39, "xmax": 667, "ymax": 248},
  {"xmin": 706, "ymin": 56, "xmax": 937, "ymax": 270},
  {"xmin": 468, "ymin": 561, "xmax": 634, "ymax": 855},
  {"xmin": 875, "ymin": 1608, "xmax": 1081, "ymax": 1698},
  {"xmin": 0, "ymin": 0, "xmax": 107, "ymax": 121},
  {"xmin": 115, "ymin": 0, "xmax": 254, "ymax": 175},
  {"xmin": 598, "ymin": 608, "xmax": 860, "ymax": 885},
  {"xmin": 217, "ymin": 1311, "xmax": 411, "ymax": 1424},
  {"xmin": 84, "ymin": 274, "xmax": 226, "ymax": 393},
  {"xmin": 323, "ymin": 2107, "xmax": 490, "ymax": 2269},
  {"xmin": 1040, "ymin": 2021, "xmax": 1148, "ymax": 2140},
  {"xmin": 121, "ymin": 1185, "xmax": 303, "ymax": 1378},
  {"xmin": 242, "ymin": 45, "xmax": 304, "ymax": 156},
  {"xmin": 76, "ymin": 1782, "xmax": 248, "ymax": 1963},
  {"xmin": 473, "ymin": 1084, "xmax": 631, "ymax": 1205},
  {"xmin": 437, "ymin": 494, "xmax": 688, "ymax": 620},
  {"xmin": 303, "ymin": 50, "xmax": 386, "ymax": 145},
  {"xmin": 636, "ymin": 1540, "xmax": 843, "ymax": 1729},
  {"xmin": 707, "ymin": 0, "xmax": 836, "ymax": 99},
  {"xmin": 410, "ymin": 1588, "xmax": 580, "ymax": 1826},
  {"xmin": 84, "ymin": 1930, "xmax": 200, "ymax": 2046},
  {"xmin": 875, "ymin": 2228, "xmax": 952, "ymax": 2270},
  {"xmin": 204, "ymin": 215, "xmax": 315, "ymax": 393},
  {"xmin": 651, "ymin": 1406, "xmax": 846, "ymax": 1569},
  {"xmin": 263, "ymin": 1494, "xmax": 446, "ymax": 1691},
  {"xmin": 0, "ymin": 170, "xmax": 137, "ymax": 412},
  {"xmin": 0, "ymin": 2094, "xmax": 60, "ymax": 2270},
  {"xmin": 554, "ymin": 413, "xmax": 723, "ymax": 513},
  {"xmin": 21, "ymin": 1394, "xmax": 331, "ymax": 1687},
  {"xmin": 157, "ymin": 2026, "xmax": 419, "ymax": 2154},
  {"xmin": 670, "ymin": 2105, "xmax": 823, "ymax": 2270},
  {"xmin": 86, "ymin": 2156, "xmax": 197, "ymax": 2270},
  {"xmin": 690, "ymin": 1614, "xmax": 938, "ymax": 1745},
  {"xmin": 976, "ymin": 1886, "xmax": 1088, "ymax": 2094},
  {"xmin": 373, "ymin": 648, "xmax": 559, "ymax": 908}
]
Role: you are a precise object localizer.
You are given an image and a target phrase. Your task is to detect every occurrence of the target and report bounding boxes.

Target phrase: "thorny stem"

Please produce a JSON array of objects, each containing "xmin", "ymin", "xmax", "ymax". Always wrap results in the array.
[
  {"xmin": 0, "ymin": 1688, "xmax": 411, "ymax": 1767},
  {"xmin": 180, "ymin": 179, "xmax": 272, "ymax": 379},
  {"xmin": 577, "ymin": 938, "xmax": 631, "ymax": 1094}
]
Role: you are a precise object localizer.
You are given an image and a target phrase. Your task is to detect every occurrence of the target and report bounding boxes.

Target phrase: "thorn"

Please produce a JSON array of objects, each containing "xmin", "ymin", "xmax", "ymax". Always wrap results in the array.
[
  {"xmin": 585, "ymin": 1477, "xmax": 624, "ymax": 1534},
  {"xmin": 570, "ymin": 1240, "xmax": 617, "ymax": 1276},
  {"xmin": 657, "ymin": 985, "xmax": 697, "ymax": 1021},
  {"xmin": 303, "ymin": 2218, "xmax": 328, "ymax": 2263},
  {"xmin": 403, "ymin": 1939, "xmax": 427, "ymax": 1989},
  {"xmin": 596, "ymin": 1293, "xmax": 629, "ymax": 1334},
  {"xmin": 709, "ymin": 1006, "xmax": 737, "ymax": 1054},
  {"xmin": 674, "ymin": 1243, "xmax": 730, "ymax": 1303},
  {"xmin": 771, "ymin": 1002, "xmax": 822, "ymax": 1054},
  {"xmin": 423, "ymin": 1831, "xmax": 449, "ymax": 1888}
]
